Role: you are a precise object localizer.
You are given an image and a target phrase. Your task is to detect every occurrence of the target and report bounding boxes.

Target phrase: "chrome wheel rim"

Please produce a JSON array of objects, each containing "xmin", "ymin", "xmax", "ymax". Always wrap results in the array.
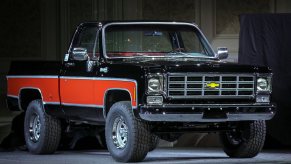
[
  {"xmin": 112, "ymin": 116, "xmax": 128, "ymax": 149},
  {"xmin": 29, "ymin": 113, "xmax": 41, "ymax": 142}
]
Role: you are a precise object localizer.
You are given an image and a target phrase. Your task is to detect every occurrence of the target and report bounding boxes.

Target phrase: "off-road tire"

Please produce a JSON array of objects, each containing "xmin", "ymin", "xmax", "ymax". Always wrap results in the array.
[
  {"xmin": 220, "ymin": 121, "xmax": 266, "ymax": 158},
  {"xmin": 105, "ymin": 101, "xmax": 151, "ymax": 162},
  {"xmin": 24, "ymin": 99, "xmax": 61, "ymax": 154}
]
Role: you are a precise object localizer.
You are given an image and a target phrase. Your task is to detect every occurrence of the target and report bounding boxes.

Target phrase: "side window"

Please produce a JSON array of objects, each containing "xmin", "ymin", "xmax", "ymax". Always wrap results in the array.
[{"xmin": 72, "ymin": 26, "xmax": 99, "ymax": 59}]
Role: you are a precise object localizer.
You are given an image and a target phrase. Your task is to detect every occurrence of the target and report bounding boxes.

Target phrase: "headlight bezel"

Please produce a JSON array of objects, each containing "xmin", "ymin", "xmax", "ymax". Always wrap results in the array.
[{"xmin": 147, "ymin": 74, "xmax": 164, "ymax": 95}]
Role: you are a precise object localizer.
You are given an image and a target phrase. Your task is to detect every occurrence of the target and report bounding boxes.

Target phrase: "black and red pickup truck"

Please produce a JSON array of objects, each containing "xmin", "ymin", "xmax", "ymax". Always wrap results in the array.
[{"xmin": 6, "ymin": 21, "xmax": 275, "ymax": 162}]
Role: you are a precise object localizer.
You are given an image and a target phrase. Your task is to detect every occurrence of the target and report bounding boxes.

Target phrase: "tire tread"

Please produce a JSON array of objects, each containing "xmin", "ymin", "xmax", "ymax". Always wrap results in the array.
[
  {"xmin": 106, "ymin": 101, "xmax": 151, "ymax": 162},
  {"xmin": 25, "ymin": 99, "xmax": 61, "ymax": 154}
]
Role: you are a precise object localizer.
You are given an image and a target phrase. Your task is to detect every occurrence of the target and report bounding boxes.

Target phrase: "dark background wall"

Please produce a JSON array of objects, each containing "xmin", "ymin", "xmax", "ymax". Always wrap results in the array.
[{"xmin": 0, "ymin": 0, "xmax": 291, "ymax": 147}]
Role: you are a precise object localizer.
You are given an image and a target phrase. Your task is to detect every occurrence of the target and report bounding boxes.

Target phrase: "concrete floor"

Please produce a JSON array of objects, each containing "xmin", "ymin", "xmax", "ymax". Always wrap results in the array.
[{"xmin": 0, "ymin": 148, "xmax": 290, "ymax": 164}]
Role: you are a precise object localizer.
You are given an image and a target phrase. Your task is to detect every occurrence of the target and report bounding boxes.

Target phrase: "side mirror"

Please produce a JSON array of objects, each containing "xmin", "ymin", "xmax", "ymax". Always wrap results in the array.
[
  {"xmin": 217, "ymin": 47, "xmax": 229, "ymax": 60},
  {"xmin": 72, "ymin": 47, "xmax": 88, "ymax": 61}
]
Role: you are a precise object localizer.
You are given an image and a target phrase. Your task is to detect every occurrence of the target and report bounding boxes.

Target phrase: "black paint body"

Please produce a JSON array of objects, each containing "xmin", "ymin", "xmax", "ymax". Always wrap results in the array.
[{"xmin": 7, "ymin": 21, "xmax": 276, "ymax": 125}]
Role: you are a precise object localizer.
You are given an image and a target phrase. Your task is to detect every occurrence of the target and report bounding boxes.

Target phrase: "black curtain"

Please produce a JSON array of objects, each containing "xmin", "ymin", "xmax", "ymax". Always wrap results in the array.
[{"xmin": 239, "ymin": 13, "xmax": 291, "ymax": 147}]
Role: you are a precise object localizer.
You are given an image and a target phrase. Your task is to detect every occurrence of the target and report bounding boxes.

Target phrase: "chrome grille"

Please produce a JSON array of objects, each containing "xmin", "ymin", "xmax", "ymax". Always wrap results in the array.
[{"xmin": 167, "ymin": 74, "xmax": 255, "ymax": 99}]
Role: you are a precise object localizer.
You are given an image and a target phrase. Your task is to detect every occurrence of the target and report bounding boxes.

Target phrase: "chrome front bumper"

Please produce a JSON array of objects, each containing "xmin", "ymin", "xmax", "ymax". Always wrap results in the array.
[{"xmin": 138, "ymin": 103, "xmax": 276, "ymax": 122}]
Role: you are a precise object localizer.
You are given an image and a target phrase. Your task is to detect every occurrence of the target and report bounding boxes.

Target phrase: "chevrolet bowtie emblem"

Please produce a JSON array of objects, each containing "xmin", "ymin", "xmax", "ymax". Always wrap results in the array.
[{"xmin": 206, "ymin": 82, "xmax": 220, "ymax": 89}]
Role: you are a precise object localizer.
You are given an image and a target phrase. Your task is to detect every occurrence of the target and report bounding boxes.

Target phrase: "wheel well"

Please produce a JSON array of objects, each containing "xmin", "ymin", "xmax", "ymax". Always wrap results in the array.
[
  {"xmin": 19, "ymin": 89, "xmax": 42, "ymax": 111},
  {"xmin": 104, "ymin": 90, "xmax": 131, "ymax": 117}
]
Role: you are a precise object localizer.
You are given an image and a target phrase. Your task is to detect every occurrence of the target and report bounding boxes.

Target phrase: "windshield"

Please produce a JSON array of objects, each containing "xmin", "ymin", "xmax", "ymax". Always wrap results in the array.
[{"xmin": 103, "ymin": 23, "xmax": 215, "ymax": 59}]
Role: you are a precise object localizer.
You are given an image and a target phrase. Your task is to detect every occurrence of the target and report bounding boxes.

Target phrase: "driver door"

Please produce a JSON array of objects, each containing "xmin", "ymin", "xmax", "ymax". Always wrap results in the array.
[{"xmin": 60, "ymin": 23, "xmax": 103, "ymax": 122}]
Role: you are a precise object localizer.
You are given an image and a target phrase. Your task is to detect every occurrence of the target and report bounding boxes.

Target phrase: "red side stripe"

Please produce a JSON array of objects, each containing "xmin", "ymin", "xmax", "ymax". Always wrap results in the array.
[
  {"xmin": 7, "ymin": 78, "xmax": 60, "ymax": 102},
  {"xmin": 8, "ymin": 77, "xmax": 137, "ymax": 108}
]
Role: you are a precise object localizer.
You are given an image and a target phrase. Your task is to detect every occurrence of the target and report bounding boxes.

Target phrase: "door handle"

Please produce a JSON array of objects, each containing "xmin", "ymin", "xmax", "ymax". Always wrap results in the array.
[{"xmin": 65, "ymin": 62, "xmax": 75, "ymax": 67}]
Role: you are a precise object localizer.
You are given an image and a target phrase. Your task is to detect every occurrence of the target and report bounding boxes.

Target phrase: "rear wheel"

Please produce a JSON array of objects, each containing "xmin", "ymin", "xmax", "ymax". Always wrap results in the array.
[
  {"xmin": 105, "ymin": 101, "xmax": 151, "ymax": 162},
  {"xmin": 220, "ymin": 121, "xmax": 266, "ymax": 158},
  {"xmin": 24, "ymin": 99, "xmax": 61, "ymax": 154}
]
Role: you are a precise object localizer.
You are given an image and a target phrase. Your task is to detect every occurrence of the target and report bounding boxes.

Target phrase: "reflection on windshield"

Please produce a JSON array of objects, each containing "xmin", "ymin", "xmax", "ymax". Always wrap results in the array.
[{"xmin": 104, "ymin": 24, "xmax": 215, "ymax": 58}]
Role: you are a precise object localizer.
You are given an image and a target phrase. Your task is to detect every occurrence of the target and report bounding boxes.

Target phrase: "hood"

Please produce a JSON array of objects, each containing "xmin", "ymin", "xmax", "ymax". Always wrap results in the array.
[{"xmin": 108, "ymin": 60, "xmax": 271, "ymax": 74}]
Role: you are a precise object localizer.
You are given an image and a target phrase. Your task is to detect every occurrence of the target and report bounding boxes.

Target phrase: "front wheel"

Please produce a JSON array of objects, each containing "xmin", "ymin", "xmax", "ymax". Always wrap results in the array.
[
  {"xmin": 220, "ymin": 121, "xmax": 266, "ymax": 158},
  {"xmin": 24, "ymin": 99, "xmax": 61, "ymax": 154},
  {"xmin": 105, "ymin": 101, "xmax": 151, "ymax": 162}
]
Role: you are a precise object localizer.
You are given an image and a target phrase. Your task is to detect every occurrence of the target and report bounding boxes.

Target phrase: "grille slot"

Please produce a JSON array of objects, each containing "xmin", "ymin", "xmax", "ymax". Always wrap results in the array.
[{"xmin": 167, "ymin": 74, "xmax": 255, "ymax": 99}]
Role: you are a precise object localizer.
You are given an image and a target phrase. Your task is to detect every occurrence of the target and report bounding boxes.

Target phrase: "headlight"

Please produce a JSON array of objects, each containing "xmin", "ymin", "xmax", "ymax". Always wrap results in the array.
[
  {"xmin": 257, "ymin": 77, "xmax": 270, "ymax": 91},
  {"xmin": 147, "ymin": 75, "xmax": 163, "ymax": 94}
]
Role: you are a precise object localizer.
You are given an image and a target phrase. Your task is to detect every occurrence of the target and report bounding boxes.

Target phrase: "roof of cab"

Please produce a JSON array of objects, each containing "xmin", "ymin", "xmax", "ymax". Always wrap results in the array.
[{"xmin": 78, "ymin": 20, "xmax": 198, "ymax": 27}]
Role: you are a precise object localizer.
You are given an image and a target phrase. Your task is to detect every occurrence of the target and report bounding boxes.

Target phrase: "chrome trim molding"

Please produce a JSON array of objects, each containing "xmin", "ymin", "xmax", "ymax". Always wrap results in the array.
[
  {"xmin": 140, "ymin": 113, "xmax": 275, "ymax": 122},
  {"xmin": 167, "ymin": 73, "xmax": 255, "ymax": 99},
  {"xmin": 43, "ymin": 102, "xmax": 60, "ymax": 105},
  {"xmin": 145, "ymin": 103, "xmax": 275, "ymax": 107},
  {"xmin": 7, "ymin": 75, "xmax": 58, "ymax": 79},
  {"xmin": 103, "ymin": 88, "xmax": 137, "ymax": 118},
  {"xmin": 7, "ymin": 95, "xmax": 18, "ymax": 99},
  {"xmin": 18, "ymin": 87, "xmax": 44, "ymax": 111},
  {"xmin": 61, "ymin": 103, "xmax": 103, "ymax": 108},
  {"xmin": 59, "ymin": 76, "xmax": 137, "ymax": 83}
]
